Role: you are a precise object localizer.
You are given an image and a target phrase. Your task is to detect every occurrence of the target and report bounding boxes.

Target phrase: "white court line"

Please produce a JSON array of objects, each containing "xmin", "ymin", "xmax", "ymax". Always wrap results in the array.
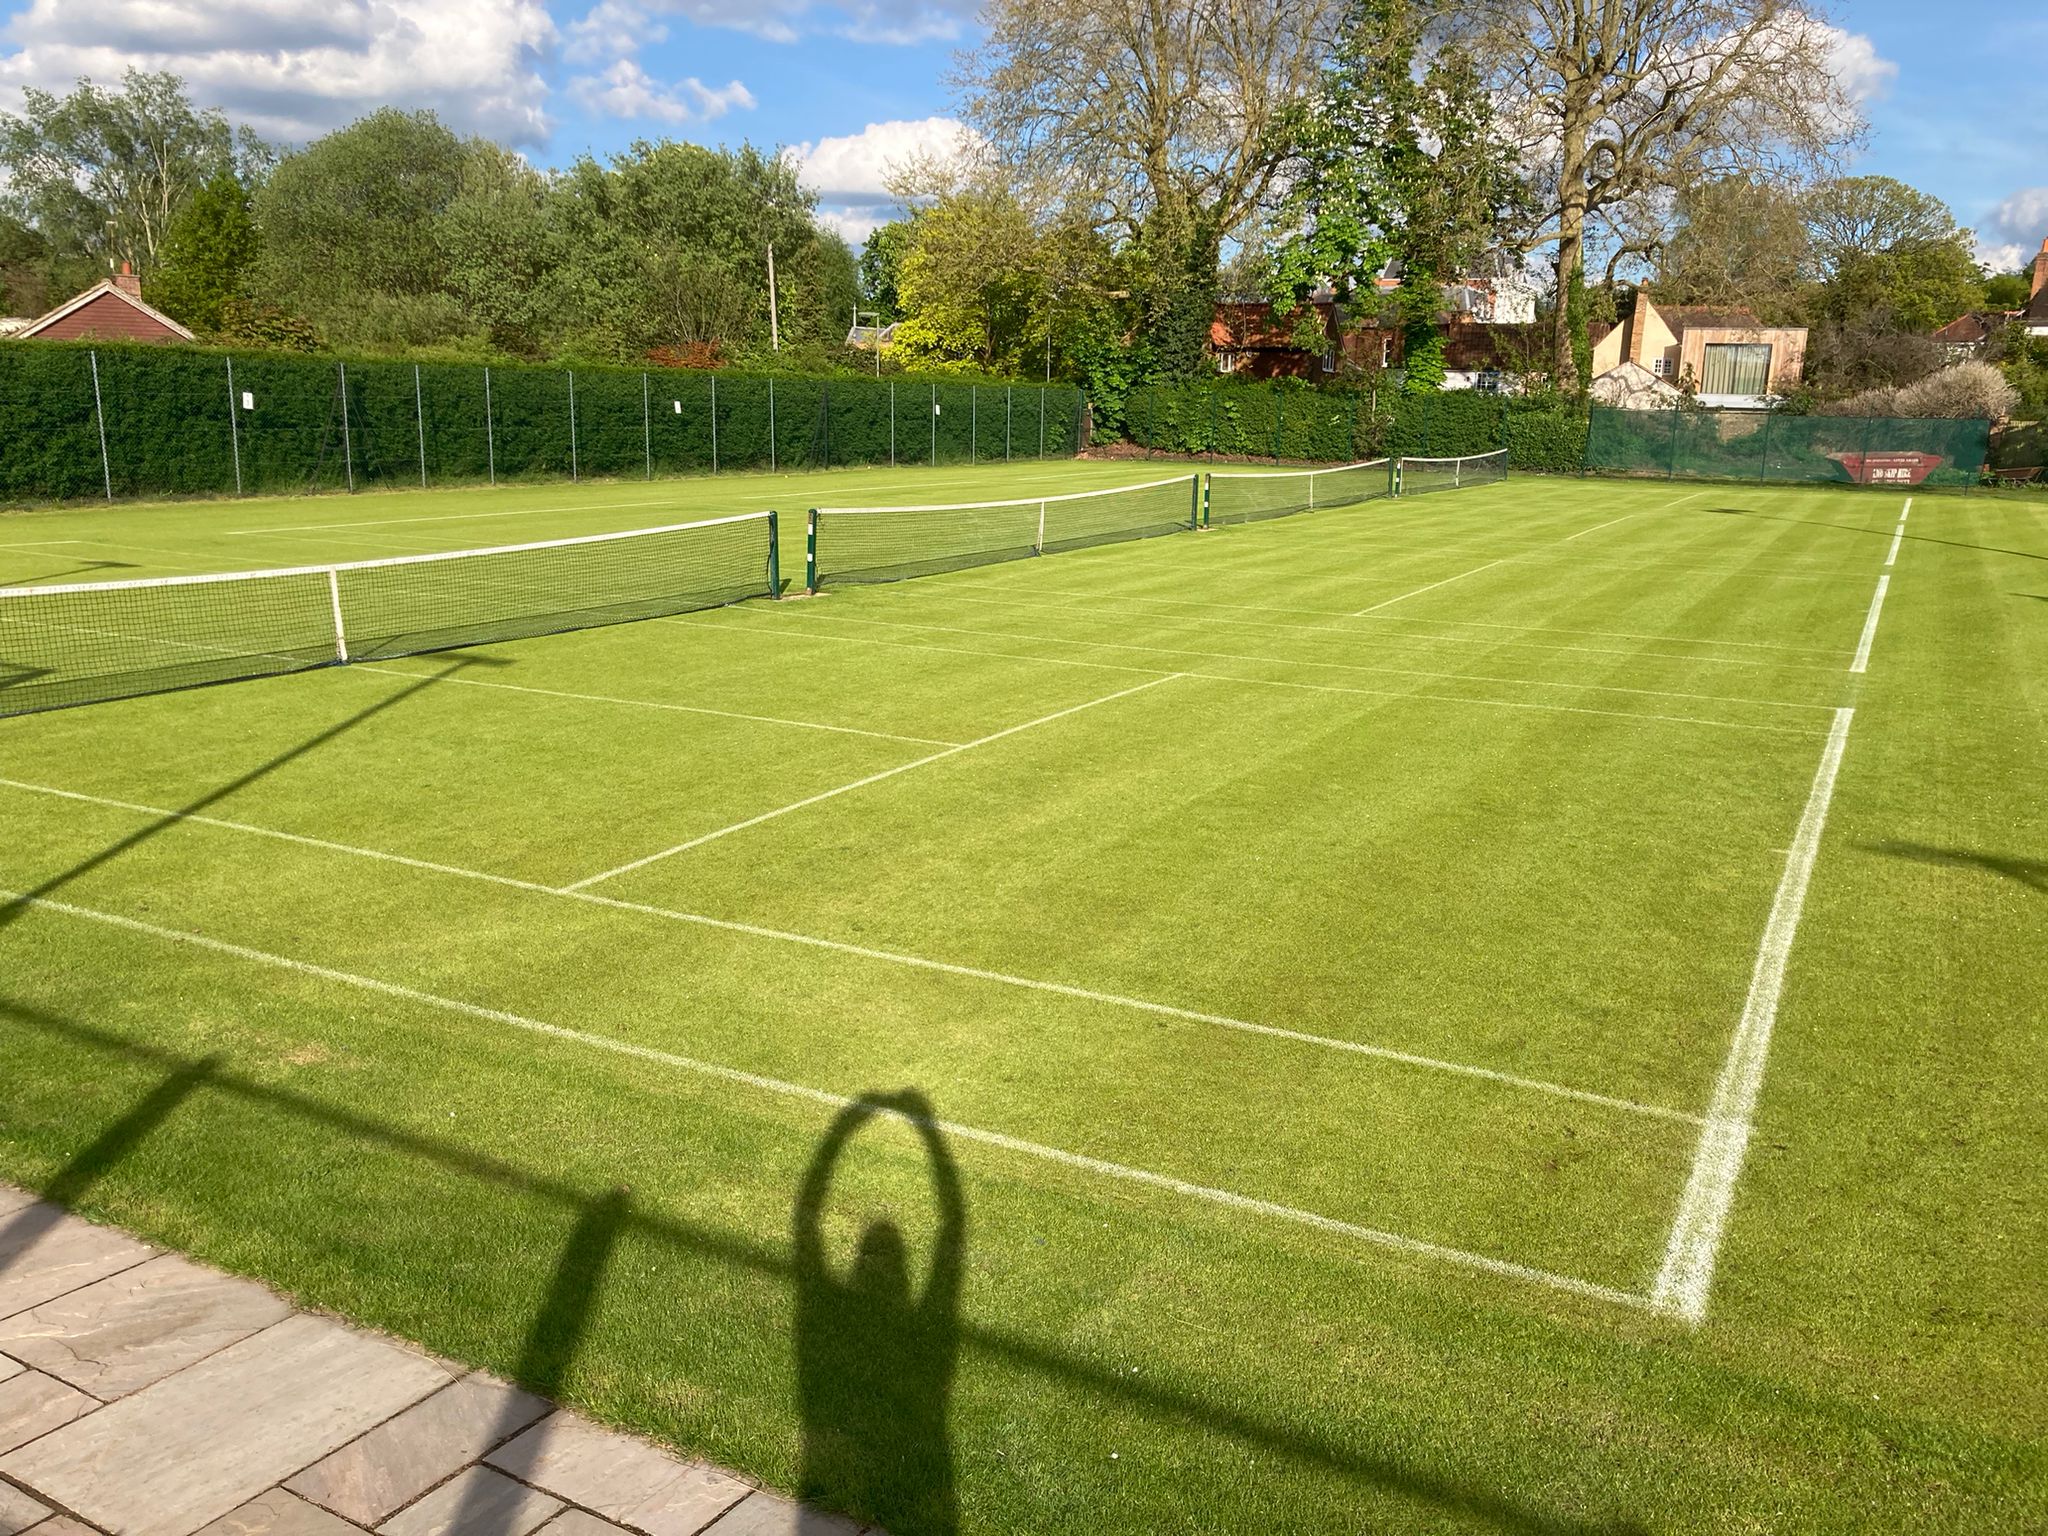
[
  {"xmin": 1898, "ymin": 497, "xmax": 1912, "ymax": 525},
  {"xmin": 0, "ymin": 888, "xmax": 1653, "ymax": 1312},
  {"xmin": 1849, "ymin": 574, "xmax": 1889, "ymax": 674},
  {"xmin": 0, "ymin": 776, "xmax": 1696, "ymax": 1123},
  {"xmin": 351, "ymin": 664, "xmax": 961, "ymax": 747},
  {"xmin": 768, "ymin": 608, "xmax": 1835, "ymax": 718},
  {"xmin": 1650, "ymin": 706, "xmax": 1855, "ymax": 1323},
  {"xmin": 562, "ymin": 674, "xmax": 1183, "ymax": 890},
  {"xmin": 1352, "ymin": 559, "xmax": 1507, "ymax": 617},
  {"xmin": 1884, "ymin": 496, "xmax": 1911, "ymax": 567}
]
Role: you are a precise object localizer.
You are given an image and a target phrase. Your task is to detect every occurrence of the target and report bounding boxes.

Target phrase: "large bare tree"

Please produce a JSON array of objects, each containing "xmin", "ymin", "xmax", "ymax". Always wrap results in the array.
[
  {"xmin": 956, "ymin": 0, "xmax": 1338, "ymax": 373},
  {"xmin": 1470, "ymin": 0, "xmax": 1862, "ymax": 386}
]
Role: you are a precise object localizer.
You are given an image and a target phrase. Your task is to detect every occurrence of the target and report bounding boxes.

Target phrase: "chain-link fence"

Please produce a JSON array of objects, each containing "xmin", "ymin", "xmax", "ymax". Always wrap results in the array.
[
  {"xmin": 1584, "ymin": 407, "xmax": 1990, "ymax": 489},
  {"xmin": 0, "ymin": 342, "xmax": 1088, "ymax": 504}
]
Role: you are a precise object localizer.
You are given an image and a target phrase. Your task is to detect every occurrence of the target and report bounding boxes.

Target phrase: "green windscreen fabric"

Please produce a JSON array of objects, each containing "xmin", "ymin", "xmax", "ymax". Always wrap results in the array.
[{"xmin": 1585, "ymin": 408, "xmax": 1990, "ymax": 488}]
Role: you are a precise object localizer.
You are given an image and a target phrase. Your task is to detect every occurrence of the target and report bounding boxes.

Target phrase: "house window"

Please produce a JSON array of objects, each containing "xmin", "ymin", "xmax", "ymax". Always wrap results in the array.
[
  {"xmin": 1651, "ymin": 356, "xmax": 1671, "ymax": 377},
  {"xmin": 1321, "ymin": 347, "xmax": 1337, "ymax": 373},
  {"xmin": 1381, "ymin": 336, "xmax": 1394, "ymax": 367},
  {"xmin": 1217, "ymin": 351, "xmax": 1237, "ymax": 374},
  {"xmin": 1701, "ymin": 342, "xmax": 1772, "ymax": 396}
]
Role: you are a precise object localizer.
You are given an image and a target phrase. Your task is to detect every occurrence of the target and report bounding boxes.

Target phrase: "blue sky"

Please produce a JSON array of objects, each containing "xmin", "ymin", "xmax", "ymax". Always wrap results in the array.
[{"xmin": 1, "ymin": 0, "xmax": 2041, "ymax": 269}]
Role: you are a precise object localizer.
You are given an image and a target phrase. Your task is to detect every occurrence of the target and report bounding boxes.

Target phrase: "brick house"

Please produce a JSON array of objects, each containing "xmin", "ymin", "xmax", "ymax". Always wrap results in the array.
[
  {"xmin": 1210, "ymin": 294, "xmax": 1400, "ymax": 380},
  {"xmin": 14, "ymin": 265, "xmax": 195, "ymax": 344},
  {"xmin": 1590, "ymin": 288, "xmax": 1804, "ymax": 407}
]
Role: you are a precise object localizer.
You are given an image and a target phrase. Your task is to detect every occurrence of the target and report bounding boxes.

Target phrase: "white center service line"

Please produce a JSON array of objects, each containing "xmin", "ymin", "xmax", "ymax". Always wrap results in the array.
[
  {"xmin": 1849, "ymin": 574, "xmax": 1889, "ymax": 674},
  {"xmin": 561, "ymin": 674, "xmax": 1182, "ymax": 891},
  {"xmin": 1651, "ymin": 706, "xmax": 1855, "ymax": 1323},
  {"xmin": 1884, "ymin": 496, "xmax": 1911, "ymax": 567},
  {"xmin": 0, "ymin": 888, "xmax": 1654, "ymax": 1312}
]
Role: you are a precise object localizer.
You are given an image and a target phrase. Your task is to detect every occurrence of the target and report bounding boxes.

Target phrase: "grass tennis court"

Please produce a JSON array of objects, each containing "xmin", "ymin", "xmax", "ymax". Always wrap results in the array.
[{"xmin": 2, "ymin": 461, "xmax": 2042, "ymax": 1532}]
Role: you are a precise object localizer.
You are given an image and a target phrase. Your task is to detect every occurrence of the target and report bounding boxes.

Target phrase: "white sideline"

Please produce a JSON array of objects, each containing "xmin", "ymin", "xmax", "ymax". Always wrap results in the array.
[
  {"xmin": 1, "ymin": 888, "xmax": 1655, "ymax": 1312},
  {"xmin": 562, "ymin": 674, "xmax": 1183, "ymax": 890},
  {"xmin": 1849, "ymin": 575, "xmax": 1889, "ymax": 674},
  {"xmin": 0, "ymin": 776, "xmax": 1698, "ymax": 1123},
  {"xmin": 351, "ymin": 664, "xmax": 961, "ymax": 748},
  {"xmin": 1649, "ymin": 706, "xmax": 1855, "ymax": 1323}
]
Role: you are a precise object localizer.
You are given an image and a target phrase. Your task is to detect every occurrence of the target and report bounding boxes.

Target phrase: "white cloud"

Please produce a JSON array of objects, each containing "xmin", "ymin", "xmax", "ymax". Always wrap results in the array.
[
  {"xmin": 1975, "ymin": 188, "xmax": 2048, "ymax": 272},
  {"xmin": 566, "ymin": 58, "xmax": 754, "ymax": 125},
  {"xmin": 785, "ymin": 116, "xmax": 978, "ymax": 246},
  {"xmin": 566, "ymin": 0, "xmax": 667, "ymax": 64},
  {"xmin": 0, "ymin": 0, "xmax": 556, "ymax": 146},
  {"xmin": 1823, "ymin": 26, "xmax": 1897, "ymax": 104}
]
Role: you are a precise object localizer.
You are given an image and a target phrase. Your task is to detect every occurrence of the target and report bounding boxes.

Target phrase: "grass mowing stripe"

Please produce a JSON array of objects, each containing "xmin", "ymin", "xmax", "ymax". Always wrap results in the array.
[
  {"xmin": 1650, "ymin": 706, "xmax": 1856, "ymax": 1324},
  {"xmin": 775, "ymin": 608, "xmax": 1839, "ymax": 723},
  {"xmin": 560, "ymin": 674, "xmax": 1185, "ymax": 890},
  {"xmin": 349, "ymin": 664, "xmax": 963, "ymax": 747},
  {"xmin": 0, "ymin": 777, "xmax": 1700, "ymax": 1122},
  {"xmin": 0, "ymin": 887, "xmax": 1661, "ymax": 1312},
  {"xmin": 1849, "ymin": 575, "xmax": 1891, "ymax": 675}
]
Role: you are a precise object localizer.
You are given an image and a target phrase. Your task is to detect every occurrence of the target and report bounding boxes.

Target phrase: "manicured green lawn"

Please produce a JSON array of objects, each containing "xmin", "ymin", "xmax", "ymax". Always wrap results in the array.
[{"xmin": 1, "ymin": 465, "xmax": 2041, "ymax": 1532}]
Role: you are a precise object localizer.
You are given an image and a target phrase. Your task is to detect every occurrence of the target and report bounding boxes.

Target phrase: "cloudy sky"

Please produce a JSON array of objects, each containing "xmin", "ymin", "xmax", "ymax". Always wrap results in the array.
[{"xmin": 1, "ymin": 0, "xmax": 2041, "ymax": 268}]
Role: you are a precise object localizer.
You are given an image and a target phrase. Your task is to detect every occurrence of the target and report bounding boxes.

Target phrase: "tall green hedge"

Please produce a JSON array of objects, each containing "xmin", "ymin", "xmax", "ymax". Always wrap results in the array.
[
  {"xmin": 1119, "ymin": 379, "xmax": 1586, "ymax": 473},
  {"xmin": 0, "ymin": 341, "xmax": 1086, "ymax": 505}
]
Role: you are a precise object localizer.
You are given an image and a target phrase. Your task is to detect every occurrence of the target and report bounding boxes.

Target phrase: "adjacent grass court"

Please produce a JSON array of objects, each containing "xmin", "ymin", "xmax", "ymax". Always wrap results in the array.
[{"xmin": 1, "ymin": 460, "xmax": 2042, "ymax": 1532}]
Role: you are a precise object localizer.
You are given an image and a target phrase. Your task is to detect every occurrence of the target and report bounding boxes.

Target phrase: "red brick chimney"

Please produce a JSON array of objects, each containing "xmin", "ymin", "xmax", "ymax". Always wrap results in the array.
[
  {"xmin": 2033, "ymin": 239, "xmax": 2048, "ymax": 301},
  {"xmin": 114, "ymin": 261, "xmax": 140, "ymax": 297}
]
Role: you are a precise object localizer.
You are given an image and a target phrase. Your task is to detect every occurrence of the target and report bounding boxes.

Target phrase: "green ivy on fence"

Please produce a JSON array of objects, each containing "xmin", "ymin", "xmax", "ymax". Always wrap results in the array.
[{"xmin": 0, "ymin": 341, "xmax": 1087, "ymax": 505}]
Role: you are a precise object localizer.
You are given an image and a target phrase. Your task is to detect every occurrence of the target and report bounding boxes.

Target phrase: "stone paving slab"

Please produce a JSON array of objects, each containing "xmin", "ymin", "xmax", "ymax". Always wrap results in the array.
[
  {"xmin": 0, "ymin": 1254, "xmax": 293, "ymax": 1401},
  {"xmin": 193, "ymin": 1489, "xmax": 369, "ymax": 1536},
  {"xmin": 22, "ymin": 1518, "xmax": 101, "ymax": 1536},
  {"xmin": 377, "ymin": 1467, "xmax": 561, "ymax": 1536},
  {"xmin": 287, "ymin": 1373, "xmax": 550, "ymax": 1527},
  {"xmin": 0, "ymin": 1372, "xmax": 96, "ymax": 1455},
  {"xmin": 699, "ymin": 1494, "xmax": 865, "ymax": 1536},
  {"xmin": 0, "ymin": 1314, "xmax": 453, "ymax": 1536},
  {"xmin": 533, "ymin": 1513, "xmax": 635, "ymax": 1536},
  {"xmin": 485, "ymin": 1415, "xmax": 752, "ymax": 1536},
  {"xmin": 0, "ymin": 1480, "xmax": 52, "ymax": 1535},
  {"xmin": 0, "ymin": 1208, "xmax": 154, "ymax": 1323},
  {"xmin": 0, "ymin": 1356, "xmax": 22, "ymax": 1386}
]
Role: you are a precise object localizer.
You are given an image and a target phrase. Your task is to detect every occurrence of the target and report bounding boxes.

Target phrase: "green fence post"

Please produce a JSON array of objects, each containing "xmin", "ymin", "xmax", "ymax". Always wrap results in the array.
[
  {"xmin": 1274, "ymin": 390, "xmax": 1283, "ymax": 462},
  {"xmin": 1667, "ymin": 407, "xmax": 1680, "ymax": 479},
  {"xmin": 225, "ymin": 356, "xmax": 243, "ymax": 495},
  {"xmin": 567, "ymin": 369, "xmax": 579, "ymax": 482},
  {"xmin": 1039, "ymin": 385, "xmax": 1046, "ymax": 458},
  {"xmin": 767, "ymin": 509, "xmax": 781, "ymax": 596},
  {"xmin": 971, "ymin": 385, "xmax": 978, "ymax": 462},
  {"xmin": 338, "ymin": 361, "xmax": 354, "ymax": 492},
  {"xmin": 642, "ymin": 371, "xmax": 652, "ymax": 479},
  {"xmin": 710, "ymin": 375, "xmax": 718, "ymax": 473},
  {"xmin": 769, "ymin": 378, "xmax": 777, "ymax": 473},
  {"xmin": 931, "ymin": 383, "xmax": 937, "ymax": 466},
  {"xmin": 1758, "ymin": 408, "xmax": 1772, "ymax": 481},
  {"xmin": 483, "ymin": 365, "xmax": 496, "ymax": 486},
  {"xmin": 822, "ymin": 381, "xmax": 830, "ymax": 468},
  {"xmin": 88, "ymin": 350, "xmax": 113, "ymax": 502},
  {"xmin": 890, "ymin": 381, "xmax": 897, "ymax": 466},
  {"xmin": 1859, "ymin": 416, "xmax": 1874, "ymax": 486},
  {"xmin": 414, "ymin": 364, "xmax": 428, "ymax": 487}
]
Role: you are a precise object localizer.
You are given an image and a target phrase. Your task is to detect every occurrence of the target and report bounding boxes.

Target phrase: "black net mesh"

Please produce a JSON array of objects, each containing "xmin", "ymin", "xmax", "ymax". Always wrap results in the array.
[
  {"xmin": 1398, "ymin": 450, "xmax": 1509, "ymax": 496},
  {"xmin": 0, "ymin": 513, "xmax": 776, "ymax": 717},
  {"xmin": 1584, "ymin": 408, "xmax": 1991, "ymax": 488},
  {"xmin": 1206, "ymin": 460, "xmax": 1393, "ymax": 525},
  {"xmin": 810, "ymin": 477, "xmax": 1200, "ymax": 586}
]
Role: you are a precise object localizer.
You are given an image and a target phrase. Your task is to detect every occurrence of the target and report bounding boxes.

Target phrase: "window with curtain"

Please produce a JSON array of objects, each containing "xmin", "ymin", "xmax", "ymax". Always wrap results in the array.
[{"xmin": 1701, "ymin": 343, "xmax": 1773, "ymax": 395}]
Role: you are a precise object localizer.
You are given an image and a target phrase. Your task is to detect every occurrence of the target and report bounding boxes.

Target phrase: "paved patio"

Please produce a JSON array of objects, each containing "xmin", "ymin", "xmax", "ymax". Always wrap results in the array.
[{"xmin": 0, "ymin": 1184, "xmax": 866, "ymax": 1536}]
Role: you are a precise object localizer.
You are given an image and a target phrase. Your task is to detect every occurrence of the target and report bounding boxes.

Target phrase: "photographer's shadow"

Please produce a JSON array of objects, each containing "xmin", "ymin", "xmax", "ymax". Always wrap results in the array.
[{"xmin": 794, "ymin": 1091, "xmax": 964, "ymax": 1536}]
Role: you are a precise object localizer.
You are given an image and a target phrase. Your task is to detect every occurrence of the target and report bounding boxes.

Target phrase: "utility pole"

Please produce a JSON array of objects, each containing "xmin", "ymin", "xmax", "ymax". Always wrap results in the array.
[{"xmin": 767, "ymin": 242, "xmax": 780, "ymax": 352}]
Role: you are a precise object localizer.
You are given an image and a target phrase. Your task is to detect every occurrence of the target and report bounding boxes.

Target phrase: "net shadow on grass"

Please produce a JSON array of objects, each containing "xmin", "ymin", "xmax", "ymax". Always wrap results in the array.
[
  {"xmin": 795, "ymin": 1091, "xmax": 963, "ymax": 1536},
  {"xmin": 5, "ymin": 559, "xmax": 135, "ymax": 586},
  {"xmin": 1696, "ymin": 506, "xmax": 2048, "ymax": 565},
  {"xmin": 1864, "ymin": 841, "xmax": 2048, "ymax": 895},
  {"xmin": 0, "ymin": 1004, "xmax": 1648, "ymax": 1536},
  {"xmin": 0, "ymin": 653, "xmax": 507, "ymax": 935}
]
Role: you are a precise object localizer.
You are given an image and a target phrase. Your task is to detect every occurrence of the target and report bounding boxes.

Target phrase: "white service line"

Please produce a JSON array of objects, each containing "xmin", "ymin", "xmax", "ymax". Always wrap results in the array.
[
  {"xmin": 1849, "ymin": 574, "xmax": 1890, "ymax": 674},
  {"xmin": 0, "ymin": 776, "xmax": 1695, "ymax": 1122},
  {"xmin": 1352, "ymin": 559, "xmax": 1507, "ymax": 617},
  {"xmin": 1650, "ymin": 706, "xmax": 1855, "ymax": 1324},
  {"xmin": 351, "ymin": 664, "xmax": 961, "ymax": 747},
  {"xmin": 0, "ymin": 887, "xmax": 1654, "ymax": 1312},
  {"xmin": 562, "ymin": 674, "xmax": 1183, "ymax": 890},
  {"xmin": 1884, "ymin": 497, "xmax": 1911, "ymax": 567}
]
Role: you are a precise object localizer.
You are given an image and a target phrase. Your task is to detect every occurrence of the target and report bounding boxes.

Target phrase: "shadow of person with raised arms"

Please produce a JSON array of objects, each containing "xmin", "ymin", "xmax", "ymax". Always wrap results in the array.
[{"xmin": 794, "ymin": 1090, "xmax": 964, "ymax": 1536}]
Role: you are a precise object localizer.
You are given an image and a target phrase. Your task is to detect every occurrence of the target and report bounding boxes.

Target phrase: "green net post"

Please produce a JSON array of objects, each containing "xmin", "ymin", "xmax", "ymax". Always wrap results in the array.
[
  {"xmin": 1387, "ymin": 457, "xmax": 1397, "ymax": 496},
  {"xmin": 767, "ymin": 509, "xmax": 781, "ymax": 596},
  {"xmin": 804, "ymin": 508, "xmax": 818, "ymax": 592},
  {"xmin": 1191, "ymin": 474, "xmax": 1204, "ymax": 529}
]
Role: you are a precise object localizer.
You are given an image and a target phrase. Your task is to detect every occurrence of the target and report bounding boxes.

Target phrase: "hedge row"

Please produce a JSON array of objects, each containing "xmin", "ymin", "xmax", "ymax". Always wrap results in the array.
[
  {"xmin": 0, "ymin": 341, "xmax": 1087, "ymax": 504},
  {"xmin": 1119, "ymin": 381, "xmax": 1587, "ymax": 473}
]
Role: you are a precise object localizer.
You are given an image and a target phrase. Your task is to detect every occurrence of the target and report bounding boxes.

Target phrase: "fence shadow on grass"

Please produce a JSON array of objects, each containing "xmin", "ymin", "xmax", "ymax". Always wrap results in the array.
[
  {"xmin": 1864, "ymin": 840, "xmax": 2048, "ymax": 895},
  {"xmin": 795, "ymin": 1091, "xmax": 964, "ymax": 1536},
  {"xmin": 1697, "ymin": 505, "xmax": 2048, "ymax": 565},
  {"xmin": 0, "ymin": 1003, "xmax": 1647, "ymax": 1536},
  {"xmin": 0, "ymin": 653, "xmax": 505, "ymax": 935}
]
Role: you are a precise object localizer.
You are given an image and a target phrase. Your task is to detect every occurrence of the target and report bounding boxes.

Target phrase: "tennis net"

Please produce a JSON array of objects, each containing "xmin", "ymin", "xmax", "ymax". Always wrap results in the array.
[
  {"xmin": 1397, "ymin": 449, "xmax": 1508, "ymax": 497},
  {"xmin": 1205, "ymin": 459, "xmax": 1393, "ymax": 525},
  {"xmin": 0, "ymin": 510, "xmax": 778, "ymax": 717},
  {"xmin": 807, "ymin": 475, "xmax": 1200, "ymax": 587}
]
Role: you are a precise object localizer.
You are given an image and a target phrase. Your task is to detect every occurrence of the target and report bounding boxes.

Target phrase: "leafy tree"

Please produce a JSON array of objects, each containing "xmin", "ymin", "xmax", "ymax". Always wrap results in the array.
[
  {"xmin": 1264, "ymin": 0, "xmax": 1521, "ymax": 391},
  {"xmin": 1655, "ymin": 176, "xmax": 1811, "ymax": 322},
  {"xmin": 959, "ymin": 0, "xmax": 1339, "ymax": 376},
  {"xmin": 860, "ymin": 220, "xmax": 916, "ymax": 318},
  {"xmin": 888, "ymin": 176, "xmax": 1041, "ymax": 372},
  {"xmin": 0, "ymin": 70, "xmax": 269, "ymax": 284},
  {"xmin": 147, "ymin": 168, "xmax": 259, "ymax": 331},
  {"xmin": 1805, "ymin": 179, "xmax": 1984, "ymax": 341},
  {"xmin": 1982, "ymin": 271, "xmax": 2031, "ymax": 311}
]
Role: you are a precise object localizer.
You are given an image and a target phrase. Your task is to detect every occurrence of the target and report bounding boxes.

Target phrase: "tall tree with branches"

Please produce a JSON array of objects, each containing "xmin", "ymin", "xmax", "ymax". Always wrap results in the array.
[
  {"xmin": 1467, "ymin": 0, "xmax": 1863, "ymax": 387},
  {"xmin": 956, "ymin": 0, "xmax": 1338, "ymax": 376}
]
